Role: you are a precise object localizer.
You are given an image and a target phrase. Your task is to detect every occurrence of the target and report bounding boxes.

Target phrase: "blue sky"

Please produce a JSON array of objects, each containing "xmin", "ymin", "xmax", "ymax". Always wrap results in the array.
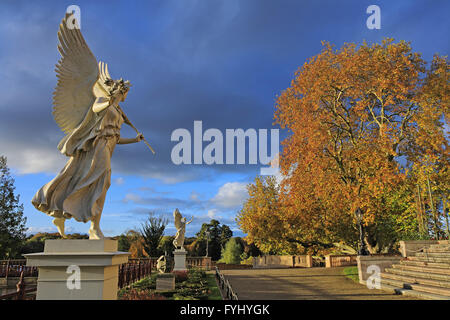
[{"xmin": 0, "ymin": 0, "xmax": 448, "ymax": 238}]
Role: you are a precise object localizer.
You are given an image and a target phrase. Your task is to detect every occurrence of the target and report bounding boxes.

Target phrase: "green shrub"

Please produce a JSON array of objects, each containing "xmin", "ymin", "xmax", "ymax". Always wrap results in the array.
[
  {"xmin": 219, "ymin": 238, "xmax": 243, "ymax": 264},
  {"xmin": 173, "ymin": 294, "xmax": 198, "ymax": 300},
  {"xmin": 132, "ymin": 274, "xmax": 157, "ymax": 290}
]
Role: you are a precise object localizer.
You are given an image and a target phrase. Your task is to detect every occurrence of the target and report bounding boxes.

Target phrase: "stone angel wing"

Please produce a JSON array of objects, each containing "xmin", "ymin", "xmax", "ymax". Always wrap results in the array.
[
  {"xmin": 174, "ymin": 209, "xmax": 183, "ymax": 230},
  {"xmin": 52, "ymin": 14, "xmax": 110, "ymax": 134}
]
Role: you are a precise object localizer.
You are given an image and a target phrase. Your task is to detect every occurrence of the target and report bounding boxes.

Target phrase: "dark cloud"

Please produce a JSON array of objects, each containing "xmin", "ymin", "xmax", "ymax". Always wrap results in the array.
[{"xmin": 0, "ymin": 0, "xmax": 448, "ymax": 182}]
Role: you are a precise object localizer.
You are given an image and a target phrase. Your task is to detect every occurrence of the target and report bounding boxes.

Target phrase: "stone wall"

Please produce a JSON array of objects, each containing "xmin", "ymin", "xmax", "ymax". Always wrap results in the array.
[
  {"xmin": 357, "ymin": 255, "xmax": 403, "ymax": 285},
  {"xmin": 253, "ymin": 255, "xmax": 313, "ymax": 268},
  {"xmin": 294, "ymin": 255, "xmax": 313, "ymax": 268}
]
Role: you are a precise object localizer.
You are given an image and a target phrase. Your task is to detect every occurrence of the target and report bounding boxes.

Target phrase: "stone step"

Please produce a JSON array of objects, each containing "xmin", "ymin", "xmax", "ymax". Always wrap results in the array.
[
  {"xmin": 380, "ymin": 277, "xmax": 450, "ymax": 297},
  {"xmin": 416, "ymin": 252, "xmax": 450, "ymax": 258},
  {"xmin": 392, "ymin": 264, "xmax": 450, "ymax": 276},
  {"xmin": 386, "ymin": 267, "xmax": 450, "ymax": 282},
  {"xmin": 423, "ymin": 248, "xmax": 450, "ymax": 254},
  {"xmin": 400, "ymin": 259, "xmax": 450, "ymax": 269},
  {"xmin": 427, "ymin": 243, "xmax": 450, "ymax": 247},
  {"xmin": 380, "ymin": 283, "xmax": 450, "ymax": 300},
  {"xmin": 408, "ymin": 255, "xmax": 450, "ymax": 264},
  {"xmin": 381, "ymin": 272, "xmax": 450, "ymax": 289},
  {"xmin": 427, "ymin": 243, "xmax": 450, "ymax": 249}
]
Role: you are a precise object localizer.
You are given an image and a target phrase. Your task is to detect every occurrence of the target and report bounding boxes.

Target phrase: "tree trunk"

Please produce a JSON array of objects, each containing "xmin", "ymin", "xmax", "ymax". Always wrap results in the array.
[{"xmin": 426, "ymin": 176, "xmax": 439, "ymax": 239}]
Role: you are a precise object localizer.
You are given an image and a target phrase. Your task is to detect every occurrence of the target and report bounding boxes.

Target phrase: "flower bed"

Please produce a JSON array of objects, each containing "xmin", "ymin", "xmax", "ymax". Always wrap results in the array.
[{"xmin": 118, "ymin": 268, "xmax": 216, "ymax": 300}]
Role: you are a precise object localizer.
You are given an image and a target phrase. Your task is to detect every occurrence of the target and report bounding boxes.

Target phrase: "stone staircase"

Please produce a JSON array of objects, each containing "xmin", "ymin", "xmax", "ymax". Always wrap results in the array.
[{"xmin": 380, "ymin": 241, "xmax": 450, "ymax": 300}]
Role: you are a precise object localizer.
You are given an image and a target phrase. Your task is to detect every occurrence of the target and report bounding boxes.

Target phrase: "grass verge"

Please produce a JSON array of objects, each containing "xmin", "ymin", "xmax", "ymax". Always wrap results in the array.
[
  {"xmin": 206, "ymin": 272, "xmax": 222, "ymax": 300},
  {"xmin": 343, "ymin": 266, "xmax": 359, "ymax": 283}
]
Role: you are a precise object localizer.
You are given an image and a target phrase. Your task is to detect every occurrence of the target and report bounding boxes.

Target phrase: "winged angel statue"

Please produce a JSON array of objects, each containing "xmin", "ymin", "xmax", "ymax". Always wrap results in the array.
[
  {"xmin": 32, "ymin": 14, "xmax": 152, "ymax": 239},
  {"xmin": 173, "ymin": 209, "xmax": 193, "ymax": 249}
]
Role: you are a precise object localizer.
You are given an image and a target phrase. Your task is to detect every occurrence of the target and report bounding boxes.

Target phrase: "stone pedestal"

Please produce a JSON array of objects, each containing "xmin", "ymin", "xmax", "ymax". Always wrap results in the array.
[
  {"xmin": 173, "ymin": 248, "xmax": 187, "ymax": 271},
  {"xmin": 24, "ymin": 239, "xmax": 129, "ymax": 300},
  {"xmin": 156, "ymin": 273, "xmax": 175, "ymax": 291}
]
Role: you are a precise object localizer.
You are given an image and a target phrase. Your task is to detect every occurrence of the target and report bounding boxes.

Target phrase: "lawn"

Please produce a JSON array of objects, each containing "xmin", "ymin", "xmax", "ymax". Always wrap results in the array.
[{"xmin": 343, "ymin": 266, "xmax": 360, "ymax": 283}]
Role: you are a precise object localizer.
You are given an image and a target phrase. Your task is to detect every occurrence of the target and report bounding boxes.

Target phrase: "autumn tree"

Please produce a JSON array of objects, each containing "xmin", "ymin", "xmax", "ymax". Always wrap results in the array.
[
  {"xmin": 237, "ymin": 176, "xmax": 294, "ymax": 254},
  {"xmin": 117, "ymin": 229, "xmax": 141, "ymax": 252},
  {"xmin": 0, "ymin": 156, "xmax": 27, "ymax": 259},
  {"xmin": 407, "ymin": 55, "xmax": 450, "ymax": 238},
  {"xmin": 237, "ymin": 176, "xmax": 337, "ymax": 254},
  {"xmin": 273, "ymin": 39, "xmax": 449, "ymax": 252}
]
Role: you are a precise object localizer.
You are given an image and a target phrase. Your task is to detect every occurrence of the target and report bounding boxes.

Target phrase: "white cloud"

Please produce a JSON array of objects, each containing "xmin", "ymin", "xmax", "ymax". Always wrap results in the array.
[
  {"xmin": 207, "ymin": 208, "xmax": 218, "ymax": 218},
  {"xmin": 114, "ymin": 177, "xmax": 125, "ymax": 185},
  {"xmin": 26, "ymin": 226, "xmax": 56, "ymax": 235},
  {"xmin": 123, "ymin": 193, "xmax": 142, "ymax": 203},
  {"xmin": 211, "ymin": 182, "xmax": 248, "ymax": 209},
  {"xmin": 0, "ymin": 140, "xmax": 67, "ymax": 175},
  {"xmin": 26, "ymin": 225, "xmax": 76, "ymax": 235}
]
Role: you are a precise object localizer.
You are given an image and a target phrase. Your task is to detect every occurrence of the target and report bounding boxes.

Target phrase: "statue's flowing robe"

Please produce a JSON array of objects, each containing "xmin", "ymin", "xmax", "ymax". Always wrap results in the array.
[
  {"xmin": 32, "ymin": 104, "xmax": 124, "ymax": 222},
  {"xmin": 174, "ymin": 224, "xmax": 186, "ymax": 248}
]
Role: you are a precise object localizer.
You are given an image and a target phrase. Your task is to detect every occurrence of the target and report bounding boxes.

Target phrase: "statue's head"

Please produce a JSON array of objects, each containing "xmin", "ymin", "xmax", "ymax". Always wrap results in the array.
[{"xmin": 104, "ymin": 78, "xmax": 131, "ymax": 102}]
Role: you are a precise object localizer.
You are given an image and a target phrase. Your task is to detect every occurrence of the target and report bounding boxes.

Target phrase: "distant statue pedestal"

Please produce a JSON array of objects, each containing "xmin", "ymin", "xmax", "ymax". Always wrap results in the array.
[
  {"xmin": 156, "ymin": 274, "xmax": 175, "ymax": 291},
  {"xmin": 24, "ymin": 239, "xmax": 129, "ymax": 300},
  {"xmin": 173, "ymin": 248, "xmax": 187, "ymax": 272}
]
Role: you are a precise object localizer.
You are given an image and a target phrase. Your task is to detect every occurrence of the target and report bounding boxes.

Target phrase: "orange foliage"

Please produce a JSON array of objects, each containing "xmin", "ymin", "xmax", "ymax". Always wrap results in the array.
[{"xmin": 269, "ymin": 39, "xmax": 449, "ymax": 252}]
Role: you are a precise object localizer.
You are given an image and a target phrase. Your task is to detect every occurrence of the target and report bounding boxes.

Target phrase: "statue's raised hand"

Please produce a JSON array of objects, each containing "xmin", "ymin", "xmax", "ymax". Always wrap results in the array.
[{"xmin": 136, "ymin": 133, "xmax": 144, "ymax": 142}]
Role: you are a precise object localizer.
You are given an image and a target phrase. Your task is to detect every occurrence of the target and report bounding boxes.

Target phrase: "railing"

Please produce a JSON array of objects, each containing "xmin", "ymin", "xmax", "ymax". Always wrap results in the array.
[
  {"xmin": 1, "ymin": 256, "xmax": 214, "ymax": 297},
  {"xmin": 253, "ymin": 255, "xmax": 315, "ymax": 268},
  {"xmin": 187, "ymin": 257, "xmax": 212, "ymax": 270},
  {"xmin": 118, "ymin": 258, "xmax": 153, "ymax": 289},
  {"xmin": 325, "ymin": 255, "xmax": 358, "ymax": 268},
  {"xmin": 0, "ymin": 271, "xmax": 37, "ymax": 300},
  {"xmin": 215, "ymin": 266, "xmax": 238, "ymax": 300},
  {"xmin": 0, "ymin": 260, "xmax": 38, "ymax": 278}
]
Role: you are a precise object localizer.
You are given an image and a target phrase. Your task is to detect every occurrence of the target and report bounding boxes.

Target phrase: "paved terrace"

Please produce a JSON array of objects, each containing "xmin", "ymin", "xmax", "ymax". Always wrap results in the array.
[{"xmin": 220, "ymin": 267, "xmax": 418, "ymax": 300}]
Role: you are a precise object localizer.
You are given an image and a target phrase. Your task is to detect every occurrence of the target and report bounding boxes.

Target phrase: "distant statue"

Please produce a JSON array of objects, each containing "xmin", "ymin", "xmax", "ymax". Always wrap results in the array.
[
  {"xmin": 173, "ymin": 209, "xmax": 193, "ymax": 249},
  {"xmin": 32, "ymin": 13, "xmax": 154, "ymax": 240},
  {"xmin": 156, "ymin": 251, "xmax": 173, "ymax": 273},
  {"xmin": 156, "ymin": 255, "xmax": 167, "ymax": 274}
]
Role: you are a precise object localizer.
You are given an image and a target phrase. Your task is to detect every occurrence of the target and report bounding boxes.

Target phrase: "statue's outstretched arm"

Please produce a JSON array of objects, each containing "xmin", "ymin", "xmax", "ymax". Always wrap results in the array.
[
  {"xmin": 186, "ymin": 216, "xmax": 194, "ymax": 224},
  {"xmin": 118, "ymin": 133, "xmax": 144, "ymax": 144}
]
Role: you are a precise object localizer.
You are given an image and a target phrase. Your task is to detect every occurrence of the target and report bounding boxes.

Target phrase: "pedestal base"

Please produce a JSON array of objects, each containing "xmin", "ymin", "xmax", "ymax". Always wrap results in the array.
[
  {"xmin": 173, "ymin": 248, "xmax": 187, "ymax": 271},
  {"xmin": 156, "ymin": 274, "xmax": 175, "ymax": 291},
  {"xmin": 24, "ymin": 239, "xmax": 129, "ymax": 300}
]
